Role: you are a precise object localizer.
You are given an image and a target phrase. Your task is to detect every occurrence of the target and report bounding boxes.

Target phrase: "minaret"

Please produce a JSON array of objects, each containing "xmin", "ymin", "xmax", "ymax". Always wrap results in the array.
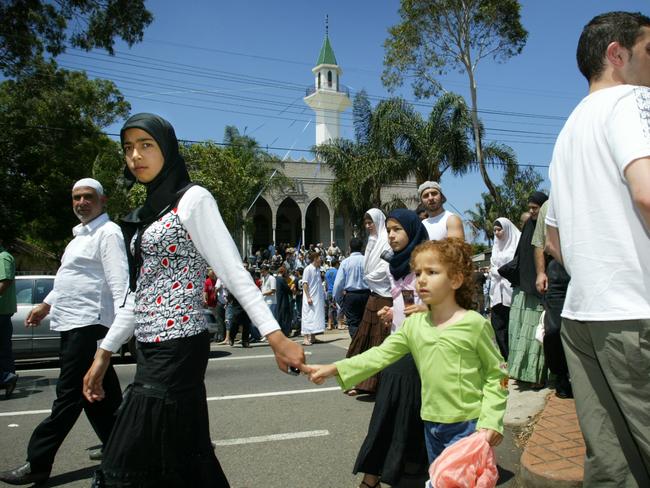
[{"xmin": 304, "ymin": 17, "xmax": 351, "ymax": 146}]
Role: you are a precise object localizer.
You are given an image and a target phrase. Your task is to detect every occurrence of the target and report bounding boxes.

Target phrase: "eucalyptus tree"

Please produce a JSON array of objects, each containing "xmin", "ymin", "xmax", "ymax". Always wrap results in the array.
[{"xmin": 383, "ymin": 0, "xmax": 528, "ymax": 203}]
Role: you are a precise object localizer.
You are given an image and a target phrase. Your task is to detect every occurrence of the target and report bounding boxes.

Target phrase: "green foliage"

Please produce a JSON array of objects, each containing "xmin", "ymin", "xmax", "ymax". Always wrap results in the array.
[
  {"xmin": 92, "ymin": 140, "xmax": 146, "ymax": 221},
  {"xmin": 0, "ymin": 61, "xmax": 130, "ymax": 250},
  {"xmin": 182, "ymin": 127, "xmax": 290, "ymax": 233},
  {"xmin": 471, "ymin": 242, "xmax": 490, "ymax": 255},
  {"xmin": 0, "ymin": 0, "xmax": 153, "ymax": 76},
  {"xmin": 466, "ymin": 166, "xmax": 545, "ymax": 243}
]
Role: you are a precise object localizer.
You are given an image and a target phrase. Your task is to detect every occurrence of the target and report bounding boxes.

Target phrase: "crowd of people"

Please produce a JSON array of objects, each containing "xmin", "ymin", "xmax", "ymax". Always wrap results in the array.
[{"xmin": 0, "ymin": 10, "xmax": 648, "ymax": 488}]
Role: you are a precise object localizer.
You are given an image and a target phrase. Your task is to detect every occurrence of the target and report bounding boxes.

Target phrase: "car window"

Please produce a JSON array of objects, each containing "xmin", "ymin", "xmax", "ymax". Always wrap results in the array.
[
  {"xmin": 15, "ymin": 279, "xmax": 33, "ymax": 304},
  {"xmin": 35, "ymin": 279, "xmax": 54, "ymax": 303}
]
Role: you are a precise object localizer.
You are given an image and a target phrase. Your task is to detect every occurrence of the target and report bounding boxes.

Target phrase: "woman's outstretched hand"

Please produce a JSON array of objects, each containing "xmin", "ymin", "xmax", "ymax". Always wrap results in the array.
[
  {"xmin": 267, "ymin": 330, "xmax": 308, "ymax": 374},
  {"xmin": 304, "ymin": 364, "xmax": 338, "ymax": 385},
  {"xmin": 83, "ymin": 349, "xmax": 113, "ymax": 402}
]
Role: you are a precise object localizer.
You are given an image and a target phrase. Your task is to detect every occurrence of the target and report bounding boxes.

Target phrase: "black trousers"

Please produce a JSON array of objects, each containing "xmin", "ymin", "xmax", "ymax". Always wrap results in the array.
[
  {"xmin": 27, "ymin": 324, "xmax": 122, "ymax": 471},
  {"xmin": 229, "ymin": 307, "xmax": 251, "ymax": 344},
  {"xmin": 341, "ymin": 289, "xmax": 370, "ymax": 338},
  {"xmin": 0, "ymin": 314, "xmax": 15, "ymax": 381},
  {"xmin": 543, "ymin": 259, "xmax": 570, "ymax": 376},
  {"xmin": 490, "ymin": 303, "xmax": 510, "ymax": 360}
]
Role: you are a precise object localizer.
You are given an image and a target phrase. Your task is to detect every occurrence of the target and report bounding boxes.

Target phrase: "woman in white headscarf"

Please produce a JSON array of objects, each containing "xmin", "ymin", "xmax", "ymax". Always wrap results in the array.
[
  {"xmin": 489, "ymin": 217, "xmax": 521, "ymax": 359},
  {"xmin": 344, "ymin": 208, "xmax": 393, "ymax": 396}
]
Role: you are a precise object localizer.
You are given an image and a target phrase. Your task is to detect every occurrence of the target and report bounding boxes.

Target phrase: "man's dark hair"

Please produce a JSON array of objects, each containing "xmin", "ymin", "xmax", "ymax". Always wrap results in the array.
[
  {"xmin": 349, "ymin": 237, "xmax": 363, "ymax": 253},
  {"xmin": 577, "ymin": 11, "xmax": 650, "ymax": 82}
]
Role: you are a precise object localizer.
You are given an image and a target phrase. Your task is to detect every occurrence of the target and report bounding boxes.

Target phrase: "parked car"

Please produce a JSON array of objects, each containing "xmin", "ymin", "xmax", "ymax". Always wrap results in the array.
[
  {"xmin": 12, "ymin": 275, "xmax": 57, "ymax": 359},
  {"xmin": 203, "ymin": 309, "xmax": 220, "ymax": 341},
  {"xmin": 11, "ymin": 276, "xmax": 221, "ymax": 359},
  {"xmin": 12, "ymin": 275, "xmax": 136, "ymax": 360}
]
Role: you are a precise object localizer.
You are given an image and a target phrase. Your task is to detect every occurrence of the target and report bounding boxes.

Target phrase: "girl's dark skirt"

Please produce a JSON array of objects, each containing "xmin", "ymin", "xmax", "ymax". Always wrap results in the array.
[
  {"xmin": 345, "ymin": 293, "xmax": 393, "ymax": 393},
  {"xmin": 97, "ymin": 331, "xmax": 229, "ymax": 488},
  {"xmin": 353, "ymin": 354, "xmax": 428, "ymax": 485}
]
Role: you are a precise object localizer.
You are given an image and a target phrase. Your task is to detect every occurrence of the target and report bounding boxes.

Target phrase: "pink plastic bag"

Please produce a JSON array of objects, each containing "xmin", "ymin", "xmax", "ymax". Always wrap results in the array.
[{"xmin": 426, "ymin": 431, "xmax": 499, "ymax": 488}]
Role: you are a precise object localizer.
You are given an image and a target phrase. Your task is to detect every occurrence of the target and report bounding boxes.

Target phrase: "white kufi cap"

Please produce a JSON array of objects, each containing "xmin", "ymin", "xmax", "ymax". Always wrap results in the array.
[{"xmin": 72, "ymin": 178, "xmax": 104, "ymax": 195}]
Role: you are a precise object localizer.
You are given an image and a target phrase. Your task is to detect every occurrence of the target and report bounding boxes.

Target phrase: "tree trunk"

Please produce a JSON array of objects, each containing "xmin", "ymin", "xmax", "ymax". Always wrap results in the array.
[{"xmin": 468, "ymin": 69, "xmax": 501, "ymax": 205}]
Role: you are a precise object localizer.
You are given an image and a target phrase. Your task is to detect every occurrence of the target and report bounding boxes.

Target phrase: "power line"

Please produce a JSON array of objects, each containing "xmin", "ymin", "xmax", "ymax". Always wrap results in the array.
[
  {"xmin": 1, "ymin": 122, "xmax": 552, "ymax": 169},
  {"xmin": 63, "ymin": 48, "xmax": 570, "ymax": 122}
]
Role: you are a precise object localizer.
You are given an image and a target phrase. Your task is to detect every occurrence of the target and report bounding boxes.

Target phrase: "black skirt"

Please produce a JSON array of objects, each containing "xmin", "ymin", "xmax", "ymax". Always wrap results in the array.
[
  {"xmin": 353, "ymin": 354, "xmax": 428, "ymax": 485},
  {"xmin": 98, "ymin": 331, "xmax": 229, "ymax": 488}
]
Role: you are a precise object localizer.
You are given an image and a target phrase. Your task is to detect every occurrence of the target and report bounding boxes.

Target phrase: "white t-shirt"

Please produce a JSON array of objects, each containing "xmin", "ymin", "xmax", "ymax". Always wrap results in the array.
[
  {"xmin": 546, "ymin": 85, "xmax": 650, "ymax": 321},
  {"xmin": 261, "ymin": 274, "xmax": 277, "ymax": 305},
  {"xmin": 422, "ymin": 210, "xmax": 455, "ymax": 241}
]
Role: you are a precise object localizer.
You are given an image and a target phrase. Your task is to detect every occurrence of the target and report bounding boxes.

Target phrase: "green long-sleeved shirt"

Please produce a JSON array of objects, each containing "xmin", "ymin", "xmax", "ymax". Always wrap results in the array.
[{"xmin": 335, "ymin": 310, "xmax": 508, "ymax": 433}]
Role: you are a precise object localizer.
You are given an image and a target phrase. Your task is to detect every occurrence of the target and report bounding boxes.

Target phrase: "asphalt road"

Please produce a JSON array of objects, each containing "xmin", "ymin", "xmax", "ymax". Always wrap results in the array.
[{"xmin": 0, "ymin": 332, "xmax": 522, "ymax": 487}]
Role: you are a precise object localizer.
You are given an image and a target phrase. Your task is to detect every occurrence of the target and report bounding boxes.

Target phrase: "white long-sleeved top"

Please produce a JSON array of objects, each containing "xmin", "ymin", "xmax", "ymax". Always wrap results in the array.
[
  {"xmin": 101, "ymin": 186, "xmax": 280, "ymax": 352},
  {"xmin": 44, "ymin": 213, "xmax": 129, "ymax": 331}
]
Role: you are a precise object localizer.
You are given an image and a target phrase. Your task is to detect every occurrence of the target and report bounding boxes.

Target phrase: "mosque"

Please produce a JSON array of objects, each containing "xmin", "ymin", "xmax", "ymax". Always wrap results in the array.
[{"xmin": 241, "ymin": 32, "xmax": 418, "ymax": 254}]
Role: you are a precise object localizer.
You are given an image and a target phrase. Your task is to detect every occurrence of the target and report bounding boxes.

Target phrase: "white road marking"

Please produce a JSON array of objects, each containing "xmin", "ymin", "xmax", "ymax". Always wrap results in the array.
[
  {"xmin": 206, "ymin": 386, "xmax": 340, "ymax": 402},
  {"xmin": 1, "ymin": 409, "xmax": 50, "ymax": 417},
  {"xmin": 212, "ymin": 430, "xmax": 329, "ymax": 446},
  {"xmin": 0, "ymin": 386, "xmax": 341, "ymax": 417}
]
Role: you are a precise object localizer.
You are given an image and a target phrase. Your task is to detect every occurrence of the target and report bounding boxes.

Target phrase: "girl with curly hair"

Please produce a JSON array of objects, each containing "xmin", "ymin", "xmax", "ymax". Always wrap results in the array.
[{"xmin": 307, "ymin": 237, "xmax": 509, "ymax": 469}]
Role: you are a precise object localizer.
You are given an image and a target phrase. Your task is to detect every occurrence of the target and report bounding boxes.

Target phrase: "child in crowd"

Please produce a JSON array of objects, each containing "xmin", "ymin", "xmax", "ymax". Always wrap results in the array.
[{"xmin": 307, "ymin": 238, "xmax": 509, "ymax": 465}]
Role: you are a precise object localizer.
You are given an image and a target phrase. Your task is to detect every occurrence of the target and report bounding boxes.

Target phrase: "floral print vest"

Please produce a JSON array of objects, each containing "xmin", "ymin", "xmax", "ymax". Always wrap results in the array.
[{"xmin": 133, "ymin": 207, "xmax": 208, "ymax": 343}]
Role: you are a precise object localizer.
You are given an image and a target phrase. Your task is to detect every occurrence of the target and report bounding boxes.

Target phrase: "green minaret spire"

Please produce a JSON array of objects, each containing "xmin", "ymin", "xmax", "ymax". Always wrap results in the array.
[{"xmin": 316, "ymin": 15, "xmax": 337, "ymax": 65}]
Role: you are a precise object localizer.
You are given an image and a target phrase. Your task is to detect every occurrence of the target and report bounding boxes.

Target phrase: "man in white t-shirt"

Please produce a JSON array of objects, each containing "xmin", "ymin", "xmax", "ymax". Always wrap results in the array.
[
  {"xmin": 418, "ymin": 181, "xmax": 464, "ymax": 240},
  {"xmin": 545, "ymin": 12, "xmax": 650, "ymax": 486},
  {"xmin": 260, "ymin": 264, "xmax": 277, "ymax": 315}
]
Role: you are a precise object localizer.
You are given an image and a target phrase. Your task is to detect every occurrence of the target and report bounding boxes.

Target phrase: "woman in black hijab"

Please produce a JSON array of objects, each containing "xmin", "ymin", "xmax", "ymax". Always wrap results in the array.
[
  {"xmin": 507, "ymin": 191, "xmax": 549, "ymax": 387},
  {"xmin": 83, "ymin": 113, "xmax": 304, "ymax": 487},
  {"xmin": 353, "ymin": 209, "xmax": 429, "ymax": 488}
]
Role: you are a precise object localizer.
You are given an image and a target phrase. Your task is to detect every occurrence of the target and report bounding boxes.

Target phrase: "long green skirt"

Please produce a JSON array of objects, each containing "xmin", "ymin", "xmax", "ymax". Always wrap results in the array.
[{"xmin": 507, "ymin": 288, "xmax": 547, "ymax": 384}]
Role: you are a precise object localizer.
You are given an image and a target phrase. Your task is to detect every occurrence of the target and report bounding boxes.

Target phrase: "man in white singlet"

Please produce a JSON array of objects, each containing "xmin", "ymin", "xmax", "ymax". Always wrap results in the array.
[{"xmin": 418, "ymin": 181, "xmax": 465, "ymax": 241}]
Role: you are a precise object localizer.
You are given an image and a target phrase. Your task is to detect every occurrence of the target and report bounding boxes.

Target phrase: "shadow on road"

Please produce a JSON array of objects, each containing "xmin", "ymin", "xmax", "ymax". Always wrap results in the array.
[{"xmin": 43, "ymin": 465, "xmax": 97, "ymax": 487}]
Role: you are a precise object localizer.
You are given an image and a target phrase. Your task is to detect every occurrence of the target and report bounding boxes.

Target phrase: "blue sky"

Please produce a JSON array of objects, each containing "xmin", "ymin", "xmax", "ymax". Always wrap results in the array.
[{"xmin": 57, "ymin": 0, "xmax": 649, "ymax": 240}]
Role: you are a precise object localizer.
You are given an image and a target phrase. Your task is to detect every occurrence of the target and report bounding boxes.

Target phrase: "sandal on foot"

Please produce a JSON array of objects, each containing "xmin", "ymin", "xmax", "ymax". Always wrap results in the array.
[{"xmin": 344, "ymin": 389, "xmax": 359, "ymax": 397}]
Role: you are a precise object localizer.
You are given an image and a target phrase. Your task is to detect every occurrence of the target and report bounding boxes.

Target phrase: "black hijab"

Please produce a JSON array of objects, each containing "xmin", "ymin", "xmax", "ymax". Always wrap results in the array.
[
  {"xmin": 120, "ymin": 113, "xmax": 191, "ymax": 225},
  {"xmin": 119, "ymin": 113, "xmax": 193, "ymax": 291},
  {"xmin": 517, "ymin": 191, "xmax": 548, "ymax": 296},
  {"xmin": 387, "ymin": 209, "xmax": 429, "ymax": 281}
]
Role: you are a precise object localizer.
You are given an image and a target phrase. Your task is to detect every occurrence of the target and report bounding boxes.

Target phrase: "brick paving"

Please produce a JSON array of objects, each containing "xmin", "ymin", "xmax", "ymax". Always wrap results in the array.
[{"xmin": 519, "ymin": 393, "xmax": 585, "ymax": 487}]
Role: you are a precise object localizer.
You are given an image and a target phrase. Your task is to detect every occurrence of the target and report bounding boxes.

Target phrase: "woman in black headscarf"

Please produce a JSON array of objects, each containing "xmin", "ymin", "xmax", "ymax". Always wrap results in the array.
[
  {"xmin": 83, "ymin": 113, "xmax": 304, "ymax": 487},
  {"xmin": 353, "ymin": 209, "xmax": 429, "ymax": 488},
  {"xmin": 507, "ymin": 191, "xmax": 549, "ymax": 387}
]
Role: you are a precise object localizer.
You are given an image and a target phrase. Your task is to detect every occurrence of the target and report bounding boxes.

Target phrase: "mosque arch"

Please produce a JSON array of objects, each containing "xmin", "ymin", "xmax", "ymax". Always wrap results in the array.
[
  {"xmin": 305, "ymin": 197, "xmax": 330, "ymax": 246},
  {"xmin": 276, "ymin": 197, "xmax": 302, "ymax": 248},
  {"xmin": 248, "ymin": 197, "xmax": 272, "ymax": 253}
]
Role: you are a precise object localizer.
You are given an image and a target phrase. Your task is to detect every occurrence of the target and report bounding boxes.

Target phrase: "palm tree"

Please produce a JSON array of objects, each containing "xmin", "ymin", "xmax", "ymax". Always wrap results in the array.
[
  {"xmin": 381, "ymin": 92, "xmax": 475, "ymax": 185},
  {"xmin": 465, "ymin": 163, "xmax": 544, "ymax": 242},
  {"xmin": 316, "ymin": 90, "xmax": 518, "ymax": 225}
]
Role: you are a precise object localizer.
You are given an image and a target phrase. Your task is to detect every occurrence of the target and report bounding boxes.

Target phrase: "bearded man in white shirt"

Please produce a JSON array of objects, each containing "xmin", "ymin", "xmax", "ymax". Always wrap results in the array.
[
  {"xmin": 0, "ymin": 178, "xmax": 128, "ymax": 486},
  {"xmin": 545, "ymin": 12, "xmax": 650, "ymax": 487}
]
